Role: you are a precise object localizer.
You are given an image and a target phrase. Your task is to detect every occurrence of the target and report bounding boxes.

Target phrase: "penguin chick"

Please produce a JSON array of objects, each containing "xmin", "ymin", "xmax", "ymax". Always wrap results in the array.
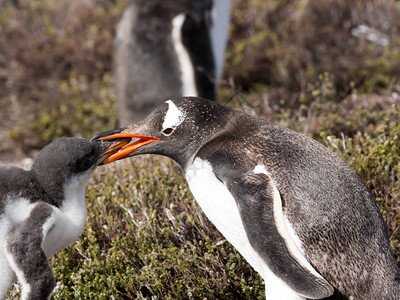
[{"xmin": 0, "ymin": 137, "xmax": 128, "ymax": 300}]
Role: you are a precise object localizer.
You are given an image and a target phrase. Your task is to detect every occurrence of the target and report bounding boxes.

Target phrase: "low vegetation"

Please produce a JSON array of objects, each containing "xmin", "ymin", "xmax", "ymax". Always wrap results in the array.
[{"xmin": 2, "ymin": 0, "xmax": 399, "ymax": 298}]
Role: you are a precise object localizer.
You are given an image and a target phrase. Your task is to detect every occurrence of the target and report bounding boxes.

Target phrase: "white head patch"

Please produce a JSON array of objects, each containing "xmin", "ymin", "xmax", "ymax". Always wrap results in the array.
[{"xmin": 162, "ymin": 100, "xmax": 187, "ymax": 130}]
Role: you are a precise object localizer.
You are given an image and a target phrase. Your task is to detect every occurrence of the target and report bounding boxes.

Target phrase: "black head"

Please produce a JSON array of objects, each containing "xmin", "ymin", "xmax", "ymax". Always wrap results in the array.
[
  {"xmin": 92, "ymin": 97, "xmax": 234, "ymax": 169},
  {"xmin": 32, "ymin": 137, "xmax": 114, "ymax": 176},
  {"xmin": 31, "ymin": 137, "xmax": 123, "ymax": 204}
]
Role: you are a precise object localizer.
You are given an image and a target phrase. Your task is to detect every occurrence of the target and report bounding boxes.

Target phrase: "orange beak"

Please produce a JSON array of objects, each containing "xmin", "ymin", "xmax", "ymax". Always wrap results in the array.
[{"xmin": 97, "ymin": 133, "xmax": 160, "ymax": 164}]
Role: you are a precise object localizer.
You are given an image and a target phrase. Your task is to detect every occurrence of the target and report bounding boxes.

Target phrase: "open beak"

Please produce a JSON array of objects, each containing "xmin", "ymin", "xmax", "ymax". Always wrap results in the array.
[{"xmin": 94, "ymin": 130, "xmax": 160, "ymax": 165}]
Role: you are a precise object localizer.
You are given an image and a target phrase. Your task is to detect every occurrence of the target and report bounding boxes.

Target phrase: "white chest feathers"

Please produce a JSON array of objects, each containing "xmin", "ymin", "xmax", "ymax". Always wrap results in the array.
[
  {"xmin": 186, "ymin": 158, "xmax": 266, "ymax": 274},
  {"xmin": 43, "ymin": 174, "xmax": 89, "ymax": 256},
  {"xmin": 185, "ymin": 158, "xmax": 308, "ymax": 300},
  {"xmin": 0, "ymin": 174, "xmax": 90, "ymax": 299},
  {"xmin": 0, "ymin": 174, "xmax": 89, "ymax": 259}
]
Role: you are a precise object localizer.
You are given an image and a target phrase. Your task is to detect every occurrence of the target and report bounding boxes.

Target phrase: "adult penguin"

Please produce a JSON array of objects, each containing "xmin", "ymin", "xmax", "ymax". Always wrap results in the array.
[
  {"xmin": 114, "ymin": 0, "xmax": 231, "ymax": 126},
  {"xmin": 93, "ymin": 97, "xmax": 400, "ymax": 299}
]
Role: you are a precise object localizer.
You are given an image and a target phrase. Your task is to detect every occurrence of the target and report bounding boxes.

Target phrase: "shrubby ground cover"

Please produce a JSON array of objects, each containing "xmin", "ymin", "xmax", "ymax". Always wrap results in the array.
[{"xmin": 1, "ymin": 0, "xmax": 399, "ymax": 298}]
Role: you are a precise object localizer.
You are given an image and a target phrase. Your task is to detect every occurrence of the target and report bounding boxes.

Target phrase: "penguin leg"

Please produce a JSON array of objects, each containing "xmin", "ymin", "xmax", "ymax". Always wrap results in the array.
[
  {"xmin": 223, "ymin": 166, "xmax": 334, "ymax": 299},
  {"xmin": 5, "ymin": 203, "xmax": 55, "ymax": 300}
]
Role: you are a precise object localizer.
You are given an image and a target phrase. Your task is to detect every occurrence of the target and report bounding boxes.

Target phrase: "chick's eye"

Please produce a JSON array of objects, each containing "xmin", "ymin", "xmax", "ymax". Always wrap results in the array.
[
  {"xmin": 162, "ymin": 128, "xmax": 174, "ymax": 136},
  {"xmin": 78, "ymin": 155, "xmax": 94, "ymax": 171},
  {"xmin": 80, "ymin": 157, "xmax": 92, "ymax": 170}
]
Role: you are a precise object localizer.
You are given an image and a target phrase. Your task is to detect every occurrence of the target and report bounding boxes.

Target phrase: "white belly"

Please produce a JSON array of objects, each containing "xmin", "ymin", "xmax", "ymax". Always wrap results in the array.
[
  {"xmin": 43, "ymin": 177, "xmax": 88, "ymax": 257},
  {"xmin": 186, "ymin": 158, "xmax": 264, "ymax": 274},
  {"xmin": 41, "ymin": 203, "xmax": 87, "ymax": 258},
  {"xmin": 0, "ymin": 195, "xmax": 86, "ymax": 257},
  {"xmin": 0, "ymin": 187, "xmax": 87, "ymax": 298},
  {"xmin": 186, "ymin": 158, "xmax": 305, "ymax": 300}
]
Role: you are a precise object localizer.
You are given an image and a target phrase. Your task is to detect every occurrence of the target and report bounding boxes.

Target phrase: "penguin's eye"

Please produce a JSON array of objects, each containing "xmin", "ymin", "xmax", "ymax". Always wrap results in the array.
[
  {"xmin": 76, "ymin": 153, "xmax": 95, "ymax": 172},
  {"xmin": 78, "ymin": 157, "xmax": 93, "ymax": 171},
  {"xmin": 162, "ymin": 128, "xmax": 175, "ymax": 136}
]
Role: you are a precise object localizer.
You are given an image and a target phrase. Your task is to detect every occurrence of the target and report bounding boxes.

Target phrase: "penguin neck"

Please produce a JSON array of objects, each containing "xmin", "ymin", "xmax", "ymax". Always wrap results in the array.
[
  {"xmin": 59, "ymin": 172, "xmax": 91, "ymax": 229},
  {"xmin": 180, "ymin": 110, "xmax": 255, "ymax": 171},
  {"xmin": 32, "ymin": 169, "xmax": 66, "ymax": 208},
  {"xmin": 134, "ymin": 2, "xmax": 177, "ymax": 31},
  {"xmin": 124, "ymin": 3, "xmax": 171, "ymax": 47},
  {"xmin": 32, "ymin": 168, "xmax": 91, "ymax": 211},
  {"xmin": 40, "ymin": 173, "xmax": 91, "ymax": 258},
  {"xmin": 134, "ymin": 1, "xmax": 189, "ymax": 19},
  {"xmin": 180, "ymin": 122, "xmax": 231, "ymax": 171}
]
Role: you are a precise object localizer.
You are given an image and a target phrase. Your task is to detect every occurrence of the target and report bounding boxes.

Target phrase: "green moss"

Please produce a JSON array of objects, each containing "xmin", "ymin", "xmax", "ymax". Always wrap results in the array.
[
  {"xmin": 321, "ymin": 106, "xmax": 400, "ymax": 262},
  {"xmin": 8, "ymin": 73, "xmax": 117, "ymax": 148},
  {"xmin": 224, "ymin": 0, "xmax": 400, "ymax": 106}
]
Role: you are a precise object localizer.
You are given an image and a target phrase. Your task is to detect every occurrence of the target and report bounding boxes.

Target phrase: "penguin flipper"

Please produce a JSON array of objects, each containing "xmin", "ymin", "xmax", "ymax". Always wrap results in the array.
[
  {"xmin": 225, "ymin": 166, "xmax": 334, "ymax": 299},
  {"xmin": 5, "ymin": 203, "xmax": 55, "ymax": 299}
]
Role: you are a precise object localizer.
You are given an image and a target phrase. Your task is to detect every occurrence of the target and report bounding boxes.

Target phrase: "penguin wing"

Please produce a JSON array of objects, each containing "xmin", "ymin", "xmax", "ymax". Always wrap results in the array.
[
  {"xmin": 224, "ymin": 165, "xmax": 334, "ymax": 299},
  {"xmin": 5, "ymin": 202, "xmax": 55, "ymax": 298}
]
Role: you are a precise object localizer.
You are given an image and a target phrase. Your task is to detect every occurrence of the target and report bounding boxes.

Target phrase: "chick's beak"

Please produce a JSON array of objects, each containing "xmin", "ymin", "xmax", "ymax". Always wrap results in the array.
[{"xmin": 93, "ymin": 128, "xmax": 160, "ymax": 165}]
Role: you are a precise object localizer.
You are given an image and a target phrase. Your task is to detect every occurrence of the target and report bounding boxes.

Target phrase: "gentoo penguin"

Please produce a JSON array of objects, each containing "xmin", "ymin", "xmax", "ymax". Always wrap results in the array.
[
  {"xmin": 114, "ymin": 0, "xmax": 231, "ymax": 126},
  {"xmin": 93, "ymin": 97, "xmax": 400, "ymax": 299},
  {"xmin": 0, "ymin": 137, "xmax": 125, "ymax": 299}
]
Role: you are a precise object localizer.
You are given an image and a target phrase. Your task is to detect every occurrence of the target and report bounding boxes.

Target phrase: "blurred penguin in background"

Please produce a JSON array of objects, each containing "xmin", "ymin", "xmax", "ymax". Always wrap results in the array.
[{"xmin": 114, "ymin": 0, "xmax": 231, "ymax": 126}]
